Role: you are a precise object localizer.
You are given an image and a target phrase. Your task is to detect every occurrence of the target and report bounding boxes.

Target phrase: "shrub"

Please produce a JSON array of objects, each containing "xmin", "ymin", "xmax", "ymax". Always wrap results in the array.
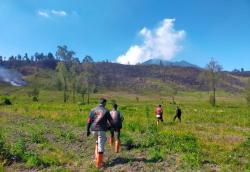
[
  {"xmin": 0, "ymin": 97, "xmax": 12, "ymax": 105},
  {"xmin": 10, "ymin": 139, "xmax": 26, "ymax": 160},
  {"xmin": 0, "ymin": 134, "xmax": 11, "ymax": 160},
  {"xmin": 27, "ymin": 88, "xmax": 39, "ymax": 102},
  {"xmin": 33, "ymin": 96, "xmax": 39, "ymax": 102}
]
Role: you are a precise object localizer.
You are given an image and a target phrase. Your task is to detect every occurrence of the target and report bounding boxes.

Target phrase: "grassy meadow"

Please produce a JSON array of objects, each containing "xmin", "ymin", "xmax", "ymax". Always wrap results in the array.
[{"xmin": 0, "ymin": 87, "xmax": 250, "ymax": 171}]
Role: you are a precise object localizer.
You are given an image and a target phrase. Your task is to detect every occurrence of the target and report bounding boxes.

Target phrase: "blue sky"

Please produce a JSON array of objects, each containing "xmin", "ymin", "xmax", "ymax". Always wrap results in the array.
[{"xmin": 0, "ymin": 0, "xmax": 249, "ymax": 70}]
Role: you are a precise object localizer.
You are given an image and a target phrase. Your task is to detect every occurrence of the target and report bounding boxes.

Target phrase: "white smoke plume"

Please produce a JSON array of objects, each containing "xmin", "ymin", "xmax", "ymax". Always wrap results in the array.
[
  {"xmin": 0, "ymin": 66, "xmax": 27, "ymax": 86},
  {"xmin": 116, "ymin": 18, "xmax": 186, "ymax": 65}
]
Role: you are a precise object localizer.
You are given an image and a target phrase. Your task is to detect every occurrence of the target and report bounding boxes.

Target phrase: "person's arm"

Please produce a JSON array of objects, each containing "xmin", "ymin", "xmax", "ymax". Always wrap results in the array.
[
  {"xmin": 106, "ymin": 111, "xmax": 114, "ymax": 128},
  {"xmin": 86, "ymin": 111, "xmax": 94, "ymax": 136}
]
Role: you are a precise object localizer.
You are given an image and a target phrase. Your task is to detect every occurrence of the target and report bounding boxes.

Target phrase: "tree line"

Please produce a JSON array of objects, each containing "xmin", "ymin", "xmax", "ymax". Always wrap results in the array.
[
  {"xmin": 54, "ymin": 45, "xmax": 97, "ymax": 104},
  {"xmin": 0, "ymin": 45, "xmax": 97, "ymax": 104},
  {"xmin": 1, "ymin": 45, "xmax": 250, "ymax": 106}
]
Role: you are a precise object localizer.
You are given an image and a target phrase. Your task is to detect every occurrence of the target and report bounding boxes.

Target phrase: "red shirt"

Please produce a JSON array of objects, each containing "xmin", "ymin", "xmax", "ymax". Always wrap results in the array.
[{"xmin": 155, "ymin": 107, "xmax": 163, "ymax": 116}]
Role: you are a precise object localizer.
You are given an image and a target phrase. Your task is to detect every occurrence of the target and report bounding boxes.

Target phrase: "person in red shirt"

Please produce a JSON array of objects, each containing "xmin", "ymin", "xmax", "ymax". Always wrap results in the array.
[{"xmin": 155, "ymin": 105, "xmax": 163, "ymax": 125}]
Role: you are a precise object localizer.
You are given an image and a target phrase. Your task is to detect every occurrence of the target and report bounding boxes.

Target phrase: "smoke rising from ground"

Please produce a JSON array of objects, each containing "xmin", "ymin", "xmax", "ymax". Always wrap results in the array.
[
  {"xmin": 116, "ymin": 18, "xmax": 186, "ymax": 65},
  {"xmin": 0, "ymin": 66, "xmax": 27, "ymax": 86}
]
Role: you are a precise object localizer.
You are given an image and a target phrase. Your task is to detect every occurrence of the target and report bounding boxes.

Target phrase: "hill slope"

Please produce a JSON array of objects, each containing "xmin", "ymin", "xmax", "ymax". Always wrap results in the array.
[
  {"xmin": 93, "ymin": 62, "xmax": 246, "ymax": 93},
  {"xmin": 0, "ymin": 61, "xmax": 249, "ymax": 94},
  {"xmin": 143, "ymin": 59, "xmax": 199, "ymax": 68}
]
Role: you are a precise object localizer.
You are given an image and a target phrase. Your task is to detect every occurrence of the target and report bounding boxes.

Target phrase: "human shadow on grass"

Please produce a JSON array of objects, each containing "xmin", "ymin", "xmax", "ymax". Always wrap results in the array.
[{"xmin": 106, "ymin": 156, "xmax": 162, "ymax": 167}]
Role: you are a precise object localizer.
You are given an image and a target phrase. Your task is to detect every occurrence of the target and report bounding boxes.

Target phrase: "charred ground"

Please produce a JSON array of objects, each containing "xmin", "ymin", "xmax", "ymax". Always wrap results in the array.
[{"xmin": 0, "ymin": 59, "xmax": 249, "ymax": 94}]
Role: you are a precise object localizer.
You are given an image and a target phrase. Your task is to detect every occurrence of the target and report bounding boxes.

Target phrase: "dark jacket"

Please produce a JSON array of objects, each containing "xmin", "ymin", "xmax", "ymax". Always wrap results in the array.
[
  {"xmin": 110, "ymin": 110, "xmax": 124, "ymax": 129},
  {"xmin": 176, "ymin": 108, "xmax": 182, "ymax": 117},
  {"xmin": 87, "ymin": 105, "xmax": 113, "ymax": 131}
]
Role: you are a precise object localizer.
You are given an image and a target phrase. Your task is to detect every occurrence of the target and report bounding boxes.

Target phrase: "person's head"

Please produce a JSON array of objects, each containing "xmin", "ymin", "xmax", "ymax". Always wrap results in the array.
[
  {"xmin": 113, "ymin": 103, "xmax": 118, "ymax": 110},
  {"xmin": 158, "ymin": 105, "xmax": 162, "ymax": 107},
  {"xmin": 99, "ymin": 98, "xmax": 107, "ymax": 107}
]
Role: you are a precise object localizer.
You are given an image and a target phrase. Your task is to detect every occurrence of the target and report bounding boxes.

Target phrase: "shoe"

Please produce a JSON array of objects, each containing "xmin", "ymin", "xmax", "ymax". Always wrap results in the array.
[{"xmin": 96, "ymin": 153, "xmax": 103, "ymax": 168}]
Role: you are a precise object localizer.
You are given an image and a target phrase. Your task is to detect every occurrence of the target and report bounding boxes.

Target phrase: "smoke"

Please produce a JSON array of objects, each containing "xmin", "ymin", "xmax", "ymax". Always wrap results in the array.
[
  {"xmin": 0, "ymin": 66, "xmax": 27, "ymax": 86},
  {"xmin": 116, "ymin": 18, "xmax": 186, "ymax": 65}
]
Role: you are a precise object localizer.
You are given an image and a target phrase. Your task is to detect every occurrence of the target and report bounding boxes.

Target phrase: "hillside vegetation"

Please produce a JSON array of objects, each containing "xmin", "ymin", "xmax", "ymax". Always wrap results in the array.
[
  {"xmin": 1, "ymin": 46, "xmax": 250, "ymax": 94},
  {"xmin": 1, "ymin": 48, "xmax": 250, "ymax": 171},
  {"xmin": 1, "ymin": 61, "xmax": 249, "ymax": 94}
]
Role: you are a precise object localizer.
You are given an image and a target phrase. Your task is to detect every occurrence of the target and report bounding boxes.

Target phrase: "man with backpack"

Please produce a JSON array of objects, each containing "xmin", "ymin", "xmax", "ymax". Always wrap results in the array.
[
  {"xmin": 86, "ymin": 98, "xmax": 114, "ymax": 168},
  {"xmin": 108, "ymin": 103, "xmax": 124, "ymax": 153}
]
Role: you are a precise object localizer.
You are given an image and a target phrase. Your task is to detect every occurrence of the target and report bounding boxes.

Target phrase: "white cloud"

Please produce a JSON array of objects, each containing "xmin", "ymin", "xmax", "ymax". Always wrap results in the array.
[
  {"xmin": 37, "ymin": 9, "xmax": 67, "ymax": 18},
  {"xmin": 37, "ymin": 10, "xmax": 49, "ymax": 18},
  {"xmin": 51, "ymin": 10, "xmax": 67, "ymax": 17},
  {"xmin": 116, "ymin": 18, "xmax": 186, "ymax": 65}
]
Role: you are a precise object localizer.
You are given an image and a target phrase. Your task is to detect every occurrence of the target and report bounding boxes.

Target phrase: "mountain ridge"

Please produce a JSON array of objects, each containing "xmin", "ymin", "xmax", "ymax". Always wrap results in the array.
[{"xmin": 142, "ymin": 59, "xmax": 200, "ymax": 68}]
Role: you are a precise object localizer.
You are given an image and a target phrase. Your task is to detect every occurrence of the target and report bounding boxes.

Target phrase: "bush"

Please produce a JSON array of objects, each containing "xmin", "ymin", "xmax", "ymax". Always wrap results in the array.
[
  {"xmin": 27, "ymin": 88, "xmax": 39, "ymax": 102},
  {"xmin": 0, "ymin": 134, "xmax": 11, "ymax": 160},
  {"xmin": 10, "ymin": 139, "xmax": 26, "ymax": 160},
  {"xmin": 0, "ymin": 97, "xmax": 12, "ymax": 105},
  {"xmin": 33, "ymin": 96, "xmax": 39, "ymax": 102}
]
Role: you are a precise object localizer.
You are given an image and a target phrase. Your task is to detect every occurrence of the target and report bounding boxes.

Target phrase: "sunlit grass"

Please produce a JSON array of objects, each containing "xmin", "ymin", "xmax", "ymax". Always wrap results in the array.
[{"xmin": 0, "ymin": 89, "xmax": 249, "ymax": 171}]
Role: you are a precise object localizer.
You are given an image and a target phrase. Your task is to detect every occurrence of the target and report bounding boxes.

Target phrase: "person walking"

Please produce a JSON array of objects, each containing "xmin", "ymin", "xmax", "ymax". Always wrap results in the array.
[
  {"xmin": 108, "ymin": 103, "xmax": 124, "ymax": 153},
  {"xmin": 173, "ymin": 106, "xmax": 182, "ymax": 122},
  {"xmin": 86, "ymin": 98, "xmax": 113, "ymax": 168},
  {"xmin": 155, "ymin": 105, "xmax": 163, "ymax": 125}
]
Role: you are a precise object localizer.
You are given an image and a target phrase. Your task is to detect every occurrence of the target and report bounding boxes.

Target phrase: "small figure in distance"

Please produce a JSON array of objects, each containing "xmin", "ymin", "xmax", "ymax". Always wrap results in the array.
[
  {"xmin": 108, "ymin": 103, "xmax": 124, "ymax": 153},
  {"xmin": 155, "ymin": 104, "xmax": 163, "ymax": 125},
  {"xmin": 86, "ymin": 98, "xmax": 114, "ymax": 168},
  {"xmin": 173, "ymin": 106, "xmax": 182, "ymax": 123}
]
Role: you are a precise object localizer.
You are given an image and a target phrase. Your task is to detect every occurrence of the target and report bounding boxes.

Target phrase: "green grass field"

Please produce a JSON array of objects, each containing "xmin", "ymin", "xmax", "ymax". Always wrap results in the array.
[{"xmin": 0, "ymin": 88, "xmax": 250, "ymax": 171}]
